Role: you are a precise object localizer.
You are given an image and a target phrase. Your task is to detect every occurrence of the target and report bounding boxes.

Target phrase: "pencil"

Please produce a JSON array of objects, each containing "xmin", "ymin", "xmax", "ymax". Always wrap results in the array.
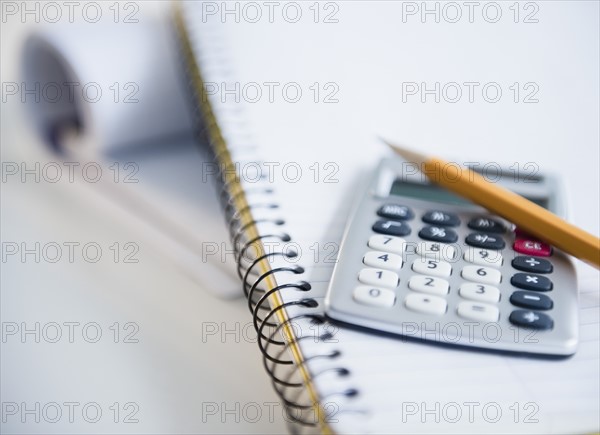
[{"xmin": 384, "ymin": 140, "xmax": 600, "ymax": 268}]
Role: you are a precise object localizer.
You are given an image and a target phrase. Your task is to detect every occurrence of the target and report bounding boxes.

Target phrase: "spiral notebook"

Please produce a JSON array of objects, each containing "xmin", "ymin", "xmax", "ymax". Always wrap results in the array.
[{"xmin": 175, "ymin": 2, "xmax": 599, "ymax": 433}]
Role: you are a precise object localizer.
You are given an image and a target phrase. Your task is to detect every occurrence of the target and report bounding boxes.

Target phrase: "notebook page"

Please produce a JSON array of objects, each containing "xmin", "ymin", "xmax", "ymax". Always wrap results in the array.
[{"xmin": 181, "ymin": 1, "xmax": 599, "ymax": 432}]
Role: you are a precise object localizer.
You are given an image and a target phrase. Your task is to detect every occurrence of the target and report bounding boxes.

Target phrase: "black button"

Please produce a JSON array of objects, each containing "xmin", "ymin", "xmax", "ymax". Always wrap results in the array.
[
  {"xmin": 510, "ymin": 291, "xmax": 553, "ymax": 310},
  {"xmin": 422, "ymin": 211, "xmax": 460, "ymax": 227},
  {"xmin": 465, "ymin": 232, "xmax": 505, "ymax": 250},
  {"xmin": 467, "ymin": 217, "xmax": 505, "ymax": 233},
  {"xmin": 418, "ymin": 226, "xmax": 458, "ymax": 243},
  {"xmin": 509, "ymin": 310, "xmax": 554, "ymax": 330},
  {"xmin": 511, "ymin": 273, "xmax": 553, "ymax": 292},
  {"xmin": 512, "ymin": 256, "xmax": 553, "ymax": 274},
  {"xmin": 377, "ymin": 204, "xmax": 414, "ymax": 221},
  {"xmin": 372, "ymin": 219, "xmax": 411, "ymax": 236}
]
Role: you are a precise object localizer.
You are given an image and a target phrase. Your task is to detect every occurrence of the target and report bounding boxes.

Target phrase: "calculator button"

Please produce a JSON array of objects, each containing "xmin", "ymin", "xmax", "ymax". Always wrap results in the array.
[
  {"xmin": 358, "ymin": 268, "xmax": 399, "ymax": 289},
  {"xmin": 459, "ymin": 283, "xmax": 500, "ymax": 303},
  {"xmin": 412, "ymin": 258, "xmax": 452, "ymax": 278},
  {"xmin": 418, "ymin": 226, "xmax": 458, "ymax": 243},
  {"xmin": 465, "ymin": 232, "xmax": 505, "ymax": 250},
  {"xmin": 373, "ymin": 219, "xmax": 411, "ymax": 237},
  {"xmin": 353, "ymin": 286, "xmax": 396, "ymax": 308},
  {"xmin": 408, "ymin": 275, "xmax": 449, "ymax": 296},
  {"xmin": 461, "ymin": 265, "xmax": 501, "ymax": 285},
  {"xmin": 510, "ymin": 291, "xmax": 553, "ymax": 310},
  {"xmin": 464, "ymin": 247, "xmax": 503, "ymax": 267},
  {"xmin": 422, "ymin": 210, "xmax": 460, "ymax": 227},
  {"xmin": 377, "ymin": 204, "xmax": 414, "ymax": 220},
  {"xmin": 363, "ymin": 251, "xmax": 403, "ymax": 271},
  {"xmin": 509, "ymin": 310, "xmax": 554, "ymax": 330},
  {"xmin": 368, "ymin": 235, "xmax": 406, "ymax": 254},
  {"xmin": 416, "ymin": 242, "xmax": 456, "ymax": 261},
  {"xmin": 510, "ymin": 273, "xmax": 553, "ymax": 292},
  {"xmin": 467, "ymin": 217, "xmax": 505, "ymax": 233},
  {"xmin": 405, "ymin": 293, "xmax": 447, "ymax": 315},
  {"xmin": 513, "ymin": 238, "xmax": 553, "ymax": 257},
  {"xmin": 511, "ymin": 256, "xmax": 553, "ymax": 274},
  {"xmin": 457, "ymin": 301, "xmax": 500, "ymax": 322}
]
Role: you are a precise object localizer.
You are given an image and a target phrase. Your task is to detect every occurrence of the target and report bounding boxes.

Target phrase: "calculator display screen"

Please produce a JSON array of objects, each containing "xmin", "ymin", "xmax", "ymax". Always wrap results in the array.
[{"xmin": 389, "ymin": 180, "xmax": 549, "ymax": 209}]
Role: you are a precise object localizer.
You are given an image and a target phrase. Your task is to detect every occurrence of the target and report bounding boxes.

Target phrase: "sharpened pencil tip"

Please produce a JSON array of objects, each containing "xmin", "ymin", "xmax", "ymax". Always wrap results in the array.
[{"xmin": 380, "ymin": 138, "xmax": 429, "ymax": 164}]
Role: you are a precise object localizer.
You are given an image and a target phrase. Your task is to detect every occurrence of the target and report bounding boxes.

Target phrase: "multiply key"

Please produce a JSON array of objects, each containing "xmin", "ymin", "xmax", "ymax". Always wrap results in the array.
[{"xmin": 511, "ymin": 273, "xmax": 553, "ymax": 292}]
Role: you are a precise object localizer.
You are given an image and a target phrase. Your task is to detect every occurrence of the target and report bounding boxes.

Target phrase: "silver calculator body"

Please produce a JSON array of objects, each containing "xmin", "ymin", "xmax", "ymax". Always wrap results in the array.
[{"xmin": 324, "ymin": 158, "xmax": 578, "ymax": 356}]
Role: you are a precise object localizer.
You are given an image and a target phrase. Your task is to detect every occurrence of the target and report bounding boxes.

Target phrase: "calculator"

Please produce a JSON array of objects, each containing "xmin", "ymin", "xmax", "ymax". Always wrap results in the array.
[{"xmin": 324, "ymin": 158, "xmax": 578, "ymax": 356}]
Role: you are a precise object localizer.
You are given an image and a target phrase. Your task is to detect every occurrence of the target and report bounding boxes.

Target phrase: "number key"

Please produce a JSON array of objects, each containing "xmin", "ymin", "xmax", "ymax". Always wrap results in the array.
[
  {"xmin": 358, "ymin": 268, "xmax": 399, "ymax": 289},
  {"xmin": 412, "ymin": 258, "xmax": 452, "ymax": 278},
  {"xmin": 459, "ymin": 283, "xmax": 500, "ymax": 303},
  {"xmin": 408, "ymin": 275, "xmax": 449, "ymax": 296},
  {"xmin": 461, "ymin": 265, "xmax": 501, "ymax": 285},
  {"xmin": 464, "ymin": 247, "xmax": 503, "ymax": 267},
  {"xmin": 363, "ymin": 251, "xmax": 403, "ymax": 271},
  {"xmin": 368, "ymin": 235, "xmax": 406, "ymax": 254},
  {"xmin": 353, "ymin": 286, "xmax": 396, "ymax": 308}
]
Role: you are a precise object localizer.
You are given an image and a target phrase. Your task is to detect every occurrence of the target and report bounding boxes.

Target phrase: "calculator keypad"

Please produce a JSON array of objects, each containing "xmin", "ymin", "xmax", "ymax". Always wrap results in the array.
[{"xmin": 328, "ymin": 192, "xmax": 576, "ymax": 356}]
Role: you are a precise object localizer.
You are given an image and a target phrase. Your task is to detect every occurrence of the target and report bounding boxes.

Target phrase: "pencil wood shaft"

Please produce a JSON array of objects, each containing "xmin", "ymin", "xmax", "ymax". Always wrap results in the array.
[{"xmin": 385, "ymin": 140, "xmax": 600, "ymax": 268}]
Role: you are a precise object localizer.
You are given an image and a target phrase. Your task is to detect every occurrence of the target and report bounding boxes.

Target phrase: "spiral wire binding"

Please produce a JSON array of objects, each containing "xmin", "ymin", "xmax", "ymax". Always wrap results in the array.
[{"xmin": 173, "ymin": 6, "xmax": 361, "ymax": 431}]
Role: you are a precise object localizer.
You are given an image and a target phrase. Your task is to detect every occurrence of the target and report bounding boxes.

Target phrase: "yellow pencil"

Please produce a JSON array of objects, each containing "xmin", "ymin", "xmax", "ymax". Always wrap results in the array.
[{"xmin": 384, "ymin": 140, "xmax": 600, "ymax": 268}]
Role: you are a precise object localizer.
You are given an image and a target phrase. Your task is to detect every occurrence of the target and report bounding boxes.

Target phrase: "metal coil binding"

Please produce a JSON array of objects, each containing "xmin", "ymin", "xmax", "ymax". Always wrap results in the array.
[{"xmin": 172, "ymin": 12, "xmax": 361, "ymax": 430}]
